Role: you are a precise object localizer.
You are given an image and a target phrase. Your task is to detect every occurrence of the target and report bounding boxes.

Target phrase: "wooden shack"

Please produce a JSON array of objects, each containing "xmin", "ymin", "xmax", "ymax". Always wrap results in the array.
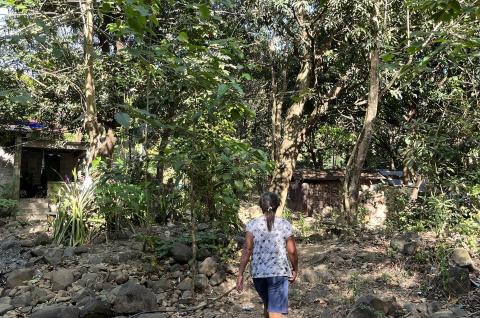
[
  {"xmin": 0, "ymin": 123, "xmax": 86, "ymax": 219},
  {"xmin": 286, "ymin": 169, "xmax": 385, "ymax": 216}
]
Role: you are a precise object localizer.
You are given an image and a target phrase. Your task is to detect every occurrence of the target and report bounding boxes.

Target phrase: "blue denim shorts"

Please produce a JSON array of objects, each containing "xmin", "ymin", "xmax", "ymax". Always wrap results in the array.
[{"xmin": 253, "ymin": 276, "xmax": 289, "ymax": 314}]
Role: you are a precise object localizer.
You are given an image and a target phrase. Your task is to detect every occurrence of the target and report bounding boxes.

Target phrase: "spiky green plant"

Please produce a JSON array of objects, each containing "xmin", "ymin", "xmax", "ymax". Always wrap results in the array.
[{"xmin": 53, "ymin": 172, "xmax": 98, "ymax": 246}]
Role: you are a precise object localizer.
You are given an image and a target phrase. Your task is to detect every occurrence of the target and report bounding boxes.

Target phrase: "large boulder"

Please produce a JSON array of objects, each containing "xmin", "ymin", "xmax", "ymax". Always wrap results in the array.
[
  {"xmin": 199, "ymin": 257, "xmax": 217, "ymax": 277},
  {"xmin": 6, "ymin": 268, "xmax": 35, "ymax": 288},
  {"xmin": 51, "ymin": 269, "xmax": 75, "ymax": 291},
  {"xmin": 446, "ymin": 266, "xmax": 471, "ymax": 296},
  {"xmin": 31, "ymin": 305, "xmax": 80, "ymax": 318},
  {"xmin": 451, "ymin": 248, "xmax": 475, "ymax": 271},
  {"xmin": 111, "ymin": 281, "xmax": 157, "ymax": 314},
  {"xmin": 169, "ymin": 243, "xmax": 192, "ymax": 264}
]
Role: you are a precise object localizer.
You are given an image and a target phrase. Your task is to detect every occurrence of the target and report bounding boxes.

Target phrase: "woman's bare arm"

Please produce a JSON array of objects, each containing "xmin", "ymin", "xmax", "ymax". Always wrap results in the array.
[
  {"xmin": 286, "ymin": 236, "xmax": 298, "ymax": 282},
  {"xmin": 236, "ymin": 232, "xmax": 254, "ymax": 292}
]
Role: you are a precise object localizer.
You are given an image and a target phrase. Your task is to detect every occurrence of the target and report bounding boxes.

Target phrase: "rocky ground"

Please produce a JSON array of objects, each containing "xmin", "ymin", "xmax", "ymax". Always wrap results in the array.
[{"xmin": 0, "ymin": 215, "xmax": 479, "ymax": 318}]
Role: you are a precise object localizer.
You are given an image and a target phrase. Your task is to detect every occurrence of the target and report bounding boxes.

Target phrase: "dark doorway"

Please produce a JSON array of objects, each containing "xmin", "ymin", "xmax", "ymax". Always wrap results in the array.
[{"xmin": 20, "ymin": 148, "xmax": 84, "ymax": 198}]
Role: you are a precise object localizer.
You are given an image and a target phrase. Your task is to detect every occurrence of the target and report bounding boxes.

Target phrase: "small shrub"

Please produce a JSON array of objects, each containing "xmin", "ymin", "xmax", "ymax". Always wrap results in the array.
[
  {"xmin": 0, "ymin": 198, "xmax": 17, "ymax": 217},
  {"xmin": 96, "ymin": 181, "xmax": 147, "ymax": 234},
  {"xmin": 383, "ymin": 186, "xmax": 411, "ymax": 231},
  {"xmin": 0, "ymin": 181, "xmax": 16, "ymax": 199}
]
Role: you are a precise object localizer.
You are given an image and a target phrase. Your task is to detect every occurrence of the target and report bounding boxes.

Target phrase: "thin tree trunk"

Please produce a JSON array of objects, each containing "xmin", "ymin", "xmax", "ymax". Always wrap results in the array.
[
  {"xmin": 156, "ymin": 130, "xmax": 171, "ymax": 185},
  {"xmin": 410, "ymin": 174, "xmax": 423, "ymax": 201},
  {"xmin": 270, "ymin": 60, "xmax": 286, "ymax": 163},
  {"xmin": 80, "ymin": 0, "xmax": 100, "ymax": 168},
  {"xmin": 343, "ymin": 45, "xmax": 380, "ymax": 221}
]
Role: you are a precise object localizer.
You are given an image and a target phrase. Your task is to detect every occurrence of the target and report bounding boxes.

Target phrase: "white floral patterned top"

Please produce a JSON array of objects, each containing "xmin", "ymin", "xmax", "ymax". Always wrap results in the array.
[{"xmin": 246, "ymin": 216, "xmax": 293, "ymax": 278}]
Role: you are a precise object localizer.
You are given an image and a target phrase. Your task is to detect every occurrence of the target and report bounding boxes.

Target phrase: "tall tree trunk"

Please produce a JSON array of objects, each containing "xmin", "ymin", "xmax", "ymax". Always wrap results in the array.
[
  {"xmin": 269, "ymin": 57, "xmax": 312, "ymax": 213},
  {"xmin": 81, "ymin": 0, "xmax": 100, "ymax": 168},
  {"xmin": 343, "ymin": 46, "xmax": 380, "ymax": 221}
]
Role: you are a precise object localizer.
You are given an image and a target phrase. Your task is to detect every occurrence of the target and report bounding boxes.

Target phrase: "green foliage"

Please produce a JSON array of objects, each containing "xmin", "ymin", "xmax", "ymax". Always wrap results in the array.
[
  {"xmin": 94, "ymin": 159, "xmax": 148, "ymax": 234},
  {"xmin": 143, "ymin": 228, "xmax": 238, "ymax": 261},
  {"xmin": 0, "ymin": 198, "xmax": 17, "ymax": 217},
  {"xmin": 384, "ymin": 187, "xmax": 412, "ymax": 231},
  {"xmin": 0, "ymin": 180, "xmax": 16, "ymax": 200},
  {"xmin": 52, "ymin": 175, "xmax": 100, "ymax": 246}
]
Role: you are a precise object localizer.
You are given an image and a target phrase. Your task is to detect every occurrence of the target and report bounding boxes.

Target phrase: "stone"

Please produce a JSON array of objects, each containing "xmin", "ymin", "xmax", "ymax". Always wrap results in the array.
[
  {"xmin": 20, "ymin": 239, "xmax": 35, "ymax": 247},
  {"xmin": 197, "ymin": 223, "xmax": 210, "ymax": 231},
  {"xmin": 177, "ymin": 277, "xmax": 193, "ymax": 291},
  {"xmin": 209, "ymin": 271, "xmax": 226, "ymax": 286},
  {"xmin": 199, "ymin": 257, "xmax": 217, "ymax": 277},
  {"xmin": 430, "ymin": 309, "xmax": 469, "ymax": 318},
  {"xmin": 6, "ymin": 268, "xmax": 35, "ymax": 288},
  {"xmin": 451, "ymin": 248, "xmax": 474, "ymax": 270},
  {"xmin": 179, "ymin": 290, "xmax": 193, "ymax": 304},
  {"xmin": 102, "ymin": 282, "xmax": 115, "ymax": 292},
  {"xmin": 74, "ymin": 246, "xmax": 88, "ymax": 255},
  {"xmin": 80, "ymin": 298, "xmax": 112, "ymax": 318},
  {"xmin": 446, "ymin": 266, "xmax": 471, "ymax": 296},
  {"xmin": 31, "ymin": 287, "xmax": 53, "ymax": 305},
  {"xmin": 197, "ymin": 248, "xmax": 212, "ymax": 261},
  {"xmin": 118, "ymin": 251, "xmax": 141, "ymax": 263},
  {"xmin": 305, "ymin": 285, "xmax": 329, "ymax": 303},
  {"xmin": 33, "ymin": 232, "xmax": 51, "ymax": 246},
  {"xmin": 77, "ymin": 273, "xmax": 100, "ymax": 289},
  {"xmin": 112, "ymin": 281, "xmax": 157, "ymax": 314},
  {"xmin": 300, "ymin": 268, "xmax": 319, "ymax": 283},
  {"xmin": 63, "ymin": 247, "xmax": 76, "ymax": 258},
  {"xmin": 115, "ymin": 273, "xmax": 129, "ymax": 285},
  {"xmin": 44, "ymin": 247, "xmax": 64, "ymax": 266},
  {"xmin": 51, "ymin": 269, "xmax": 75, "ymax": 291},
  {"xmin": 0, "ymin": 297, "xmax": 13, "ymax": 315},
  {"xmin": 147, "ymin": 278, "xmax": 170, "ymax": 292},
  {"xmin": 11, "ymin": 291, "xmax": 32, "ymax": 308},
  {"xmin": 194, "ymin": 274, "xmax": 209, "ymax": 291},
  {"xmin": 390, "ymin": 233, "xmax": 420, "ymax": 256},
  {"xmin": 169, "ymin": 243, "xmax": 193, "ymax": 264},
  {"xmin": 31, "ymin": 246, "xmax": 47, "ymax": 257},
  {"xmin": 72, "ymin": 288, "xmax": 95, "ymax": 306},
  {"xmin": 137, "ymin": 314, "xmax": 170, "ymax": 318},
  {"xmin": 0, "ymin": 240, "xmax": 18, "ymax": 250},
  {"xmin": 31, "ymin": 305, "xmax": 80, "ymax": 318},
  {"xmin": 349, "ymin": 294, "xmax": 401, "ymax": 318},
  {"xmin": 88, "ymin": 254, "xmax": 104, "ymax": 265}
]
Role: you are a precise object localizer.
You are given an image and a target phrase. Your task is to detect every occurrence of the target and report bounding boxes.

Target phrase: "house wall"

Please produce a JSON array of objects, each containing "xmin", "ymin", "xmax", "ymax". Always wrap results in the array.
[
  {"xmin": 0, "ymin": 146, "xmax": 15, "ymax": 188},
  {"xmin": 287, "ymin": 178, "xmax": 384, "ymax": 216},
  {"xmin": 287, "ymin": 180, "xmax": 343, "ymax": 215}
]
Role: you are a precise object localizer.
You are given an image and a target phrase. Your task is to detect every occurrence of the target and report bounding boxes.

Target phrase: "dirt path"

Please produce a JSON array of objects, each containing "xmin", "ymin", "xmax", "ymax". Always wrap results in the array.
[{"xmin": 1, "ymin": 218, "xmax": 479, "ymax": 318}]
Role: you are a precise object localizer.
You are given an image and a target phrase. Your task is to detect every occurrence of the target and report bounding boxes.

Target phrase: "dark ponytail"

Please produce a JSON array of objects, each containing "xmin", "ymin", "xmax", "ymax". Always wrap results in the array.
[{"xmin": 259, "ymin": 192, "xmax": 280, "ymax": 232}]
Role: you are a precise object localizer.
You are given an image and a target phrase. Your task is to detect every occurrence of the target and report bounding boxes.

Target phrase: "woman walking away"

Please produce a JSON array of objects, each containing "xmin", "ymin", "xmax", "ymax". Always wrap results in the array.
[{"xmin": 236, "ymin": 192, "xmax": 298, "ymax": 318}]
